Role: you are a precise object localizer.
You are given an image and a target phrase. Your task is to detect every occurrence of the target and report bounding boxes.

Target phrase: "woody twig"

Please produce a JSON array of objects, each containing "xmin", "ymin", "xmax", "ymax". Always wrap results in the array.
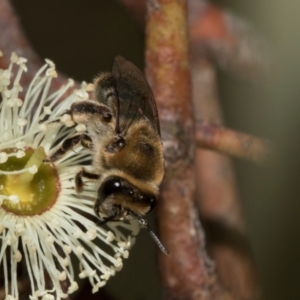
[
  {"xmin": 145, "ymin": 1, "xmax": 241, "ymax": 299},
  {"xmin": 189, "ymin": 1, "xmax": 265, "ymax": 297},
  {"xmin": 144, "ymin": 0, "xmax": 265, "ymax": 299},
  {"xmin": 195, "ymin": 121, "xmax": 272, "ymax": 164}
]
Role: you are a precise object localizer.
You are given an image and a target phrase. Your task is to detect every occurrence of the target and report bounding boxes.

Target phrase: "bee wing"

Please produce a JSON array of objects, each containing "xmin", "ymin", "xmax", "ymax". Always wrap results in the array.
[{"xmin": 111, "ymin": 56, "xmax": 161, "ymax": 136}]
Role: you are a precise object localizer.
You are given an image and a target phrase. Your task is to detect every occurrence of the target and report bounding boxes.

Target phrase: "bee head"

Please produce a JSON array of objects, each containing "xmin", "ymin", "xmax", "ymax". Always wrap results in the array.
[
  {"xmin": 95, "ymin": 175, "xmax": 169, "ymax": 255},
  {"xmin": 95, "ymin": 176, "xmax": 156, "ymax": 220}
]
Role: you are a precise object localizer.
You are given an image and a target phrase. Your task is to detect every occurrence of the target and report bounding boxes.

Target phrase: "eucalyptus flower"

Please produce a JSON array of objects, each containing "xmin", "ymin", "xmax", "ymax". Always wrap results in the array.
[{"xmin": 0, "ymin": 51, "xmax": 139, "ymax": 300}]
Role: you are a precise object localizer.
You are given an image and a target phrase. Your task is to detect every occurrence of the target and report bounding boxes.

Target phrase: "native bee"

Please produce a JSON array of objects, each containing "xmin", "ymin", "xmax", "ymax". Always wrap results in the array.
[{"xmin": 49, "ymin": 56, "xmax": 168, "ymax": 254}]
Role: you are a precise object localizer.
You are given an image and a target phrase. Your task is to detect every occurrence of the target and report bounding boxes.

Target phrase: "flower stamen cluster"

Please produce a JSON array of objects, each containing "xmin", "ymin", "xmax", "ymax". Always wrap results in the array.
[{"xmin": 0, "ymin": 51, "xmax": 139, "ymax": 300}]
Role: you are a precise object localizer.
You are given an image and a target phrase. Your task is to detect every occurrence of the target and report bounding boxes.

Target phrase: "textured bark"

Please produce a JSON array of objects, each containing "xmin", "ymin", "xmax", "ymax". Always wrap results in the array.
[
  {"xmin": 192, "ymin": 58, "xmax": 261, "ymax": 300},
  {"xmin": 146, "ymin": 1, "xmax": 231, "ymax": 299},
  {"xmin": 189, "ymin": 2, "xmax": 263, "ymax": 298},
  {"xmin": 195, "ymin": 121, "xmax": 272, "ymax": 164}
]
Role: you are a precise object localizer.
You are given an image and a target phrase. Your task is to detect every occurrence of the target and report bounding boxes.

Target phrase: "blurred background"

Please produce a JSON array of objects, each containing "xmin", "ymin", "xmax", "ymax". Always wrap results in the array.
[{"xmin": 9, "ymin": 0, "xmax": 300, "ymax": 299}]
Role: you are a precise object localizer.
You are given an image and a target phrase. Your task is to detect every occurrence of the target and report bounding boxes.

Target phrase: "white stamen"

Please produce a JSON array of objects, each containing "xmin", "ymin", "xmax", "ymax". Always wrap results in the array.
[
  {"xmin": 79, "ymin": 270, "xmax": 87, "ymax": 279},
  {"xmin": 51, "ymin": 219, "xmax": 60, "ymax": 227},
  {"xmin": 19, "ymin": 63, "xmax": 28, "ymax": 72},
  {"xmin": 0, "ymin": 51, "xmax": 139, "ymax": 300},
  {"xmin": 63, "ymin": 245, "xmax": 72, "ymax": 254},
  {"xmin": 3, "ymin": 88, "xmax": 11, "ymax": 98},
  {"xmin": 106, "ymin": 231, "xmax": 115, "ymax": 242},
  {"xmin": 18, "ymin": 118, "xmax": 28, "ymax": 126},
  {"xmin": 39, "ymin": 123, "xmax": 48, "ymax": 131},
  {"xmin": 16, "ymin": 57, "xmax": 28, "ymax": 65},
  {"xmin": 89, "ymin": 270, "xmax": 96, "ymax": 277},
  {"xmin": 100, "ymin": 272, "xmax": 111, "ymax": 281},
  {"xmin": 75, "ymin": 124, "xmax": 86, "ymax": 132},
  {"xmin": 86, "ymin": 228, "xmax": 97, "ymax": 240},
  {"xmin": 42, "ymin": 294, "xmax": 54, "ymax": 300},
  {"xmin": 60, "ymin": 258, "xmax": 69, "ymax": 267},
  {"xmin": 16, "ymin": 150, "xmax": 25, "ymax": 158},
  {"xmin": 59, "ymin": 292, "xmax": 68, "ymax": 299},
  {"xmin": 123, "ymin": 250, "xmax": 129, "ymax": 259},
  {"xmin": 60, "ymin": 114, "xmax": 75, "ymax": 127},
  {"xmin": 46, "ymin": 235, "xmax": 55, "ymax": 246},
  {"xmin": 75, "ymin": 246, "xmax": 84, "ymax": 257},
  {"xmin": 45, "ymin": 58, "xmax": 55, "ymax": 67},
  {"xmin": 15, "ymin": 224, "xmax": 25, "ymax": 236},
  {"xmin": 15, "ymin": 141, "xmax": 26, "ymax": 149},
  {"xmin": 9, "ymin": 195, "xmax": 19, "ymax": 203},
  {"xmin": 67, "ymin": 282, "xmax": 78, "ymax": 294},
  {"xmin": 0, "ymin": 152, "xmax": 8, "ymax": 163},
  {"xmin": 75, "ymin": 90, "xmax": 89, "ymax": 100},
  {"xmin": 28, "ymin": 244, "xmax": 37, "ymax": 254},
  {"xmin": 58, "ymin": 271, "xmax": 67, "ymax": 281},
  {"xmin": 28, "ymin": 165, "xmax": 38, "ymax": 174},
  {"xmin": 10, "ymin": 52, "xmax": 18, "ymax": 63},
  {"xmin": 46, "ymin": 67, "xmax": 57, "ymax": 78},
  {"xmin": 114, "ymin": 258, "xmax": 123, "ymax": 268},
  {"xmin": 13, "ymin": 250, "xmax": 22, "ymax": 262},
  {"xmin": 43, "ymin": 106, "xmax": 52, "ymax": 115},
  {"xmin": 73, "ymin": 230, "xmax": 83, "ymax": 239}
]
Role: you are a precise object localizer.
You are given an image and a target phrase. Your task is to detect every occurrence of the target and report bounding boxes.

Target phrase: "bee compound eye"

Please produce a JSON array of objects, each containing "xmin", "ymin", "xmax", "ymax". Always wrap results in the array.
[
  {"xmin": 98, "ymin": 177, "xmax": 122, "ymax": 202},
  {"xmin": 144, "ymin": 195, "xmax": 156, "ymax": 212},
  {"xmin": 116, "ymin": 137, "xmax": 125, "ymax": 149},
  {"xmin": 127, "ymin": 189, "xmax": 134, "ymax": 196},
  {"xmin": 103, "ymin": 111, "xmax": 112, "ymax": 121},
  {"xmin": 149, "ymin": 197, "xmax": 156, "ymax": 208}
]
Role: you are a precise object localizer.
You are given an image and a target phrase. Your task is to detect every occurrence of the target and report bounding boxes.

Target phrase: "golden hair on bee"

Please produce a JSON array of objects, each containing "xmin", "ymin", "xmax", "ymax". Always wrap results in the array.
[{"xmin": 48, "ymin": 56, "xmax": 168, "ymax": 254}]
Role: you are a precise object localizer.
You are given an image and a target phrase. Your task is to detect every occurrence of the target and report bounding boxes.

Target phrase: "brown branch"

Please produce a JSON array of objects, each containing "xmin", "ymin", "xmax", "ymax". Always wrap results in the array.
[
  {"xmin": 196, "ymin": 121, "xmax": 273, "ymax": 163},
  {"xmin": 192, "ymin": 53, "xmax": 261, "ymax": 299},
  {"xmin": 145, "ymin": 1, "xmax": 233, "ymax": 299},
  {"xmin": 189, "ymin": 11, "xmax": 262, "ymax": 299},
  {"xmin": 119, "ymin": 0, "xmax": 268, "ymax": 77}
]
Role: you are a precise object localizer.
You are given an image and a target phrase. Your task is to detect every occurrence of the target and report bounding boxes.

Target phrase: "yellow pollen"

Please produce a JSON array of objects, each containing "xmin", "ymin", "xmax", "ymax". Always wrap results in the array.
[
  {"xmin": 4, "ymin": 147, "xmax": 46, "ymax": 204},
  {"xmin": 0, "ymin": 147, "xmax": 60, "ymax": 215},
  {"xmin": 19, "ymin": 147, "xmax": 46, "ymax": 184}
]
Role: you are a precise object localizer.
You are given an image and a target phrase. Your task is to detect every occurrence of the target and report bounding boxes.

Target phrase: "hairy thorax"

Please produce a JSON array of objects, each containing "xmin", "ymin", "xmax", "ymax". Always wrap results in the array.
[{"xmin": 92, "ymin": 120, "xmax": 164, "ymax": 187}]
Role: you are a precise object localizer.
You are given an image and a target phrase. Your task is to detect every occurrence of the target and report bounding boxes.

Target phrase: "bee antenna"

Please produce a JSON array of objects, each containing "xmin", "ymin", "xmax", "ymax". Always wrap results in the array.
[{"xmin": 134, "ymin": 215, "xmax": 169, "ymax": 255}]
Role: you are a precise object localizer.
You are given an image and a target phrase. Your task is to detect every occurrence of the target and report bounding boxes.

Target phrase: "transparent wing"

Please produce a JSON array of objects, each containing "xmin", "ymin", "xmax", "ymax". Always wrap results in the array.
[{"xmin": 111, "ymin": 56, "xmax": 160, "ymax": 136}]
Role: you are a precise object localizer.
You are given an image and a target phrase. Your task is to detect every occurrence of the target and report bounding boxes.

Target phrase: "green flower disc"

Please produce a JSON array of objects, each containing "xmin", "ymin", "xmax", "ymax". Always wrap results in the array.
[{"xmin": 0, "ymin": 148, "xmax": 60, "ymax": 215}]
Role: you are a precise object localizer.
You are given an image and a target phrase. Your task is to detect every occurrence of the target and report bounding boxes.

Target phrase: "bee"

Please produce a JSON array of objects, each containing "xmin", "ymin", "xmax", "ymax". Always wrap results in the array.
[{"xmin": 49, "ymin": 56, "xmax": 168, "ymax": 254}]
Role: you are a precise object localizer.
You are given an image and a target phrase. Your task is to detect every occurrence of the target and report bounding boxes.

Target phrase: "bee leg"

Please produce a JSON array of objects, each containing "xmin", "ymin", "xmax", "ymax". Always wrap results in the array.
[
  {"xmin": 46, "ymin": 134, "xmax": 91, "ymax": 162},
  {"xmin": 80, "ymin": 134, "xmax": 93, "ymax": 150},
  {"xmin": 75, "ymin": 168, "xmax": 100, "ymax": 193},
  {"xmin": 70, "ymin": 101, "xmax": 112, "ymax": 124}
]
